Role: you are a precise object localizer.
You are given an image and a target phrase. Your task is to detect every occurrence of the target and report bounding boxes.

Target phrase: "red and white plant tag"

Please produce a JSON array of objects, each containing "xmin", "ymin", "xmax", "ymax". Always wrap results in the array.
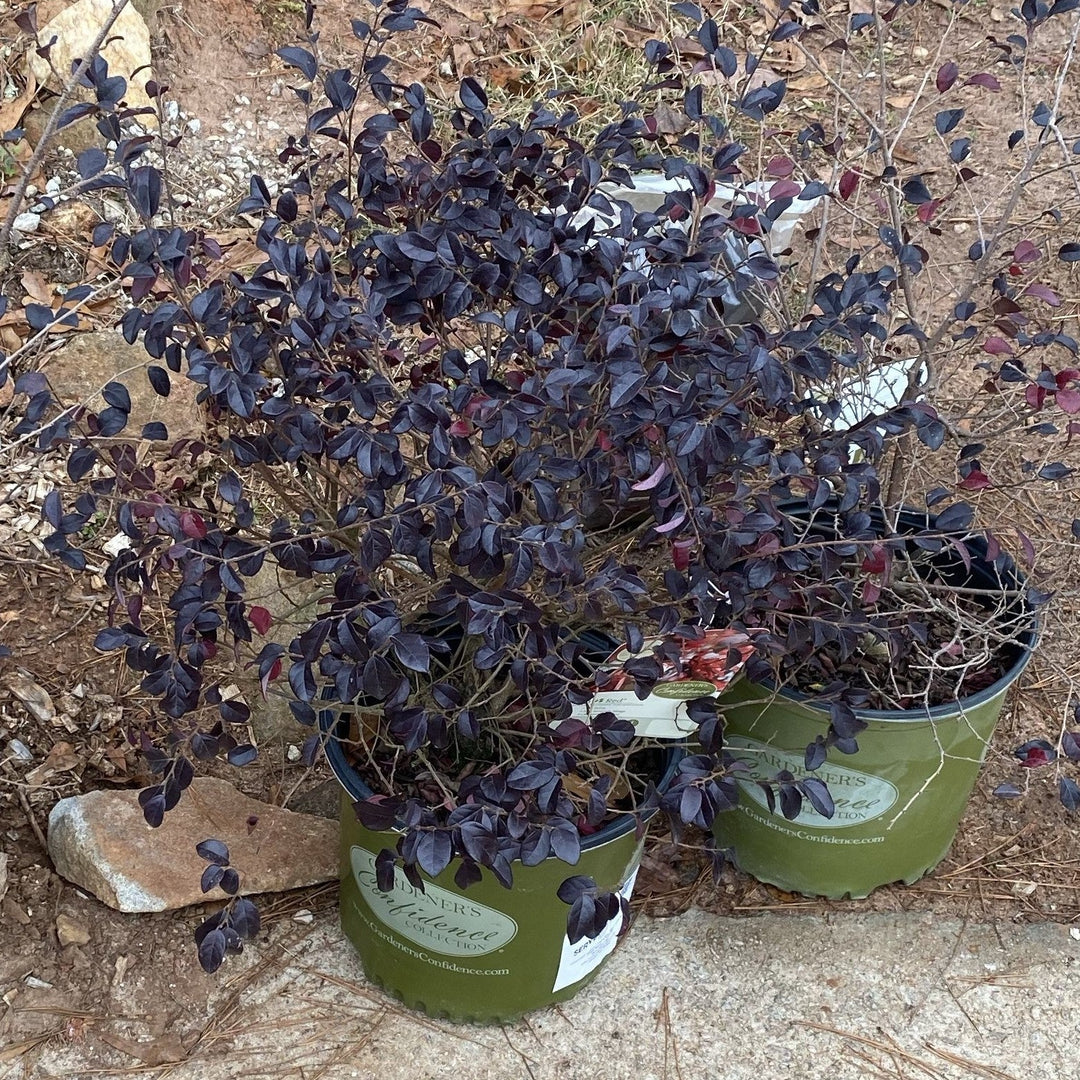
[{"xmin": 569, "ymin": 628, "xmax": 757, "ymax": 739}]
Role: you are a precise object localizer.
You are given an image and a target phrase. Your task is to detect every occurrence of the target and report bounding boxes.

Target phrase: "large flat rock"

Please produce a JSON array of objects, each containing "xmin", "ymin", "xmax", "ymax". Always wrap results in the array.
[
  {"xmin": 48, "ymin": 778, "xmax": 340, "ymax": 912},
  {"xmin": 45, "ymin": 330, "xmax": 204, "ymax": 444},
  {"xmin": 28, "ymin": 0, "xmax": 153, "ymax": 108}
]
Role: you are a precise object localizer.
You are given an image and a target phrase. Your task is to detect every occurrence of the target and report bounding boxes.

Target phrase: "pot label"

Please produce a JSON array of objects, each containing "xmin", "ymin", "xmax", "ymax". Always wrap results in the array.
[
  {"xmin": 567, "ymin": 630, "xmax": 757, "ymax": 739},
  {"xmin": 350, "ymin": 846, "xmax": 518, "ymax": 957},
  {"xmin": 725, "ymin": 735, "xmax": 899, "ymax": 829},
  {"xmin": 551, "ymin": 866, "xmax": 639, "ymax": 993}
]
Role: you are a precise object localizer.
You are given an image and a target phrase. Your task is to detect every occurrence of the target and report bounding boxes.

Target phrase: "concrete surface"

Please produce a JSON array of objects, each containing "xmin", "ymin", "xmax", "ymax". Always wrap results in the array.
[{"xmin": 27, "ymin": 909, "xmax": 1079, "ymax": 1079}]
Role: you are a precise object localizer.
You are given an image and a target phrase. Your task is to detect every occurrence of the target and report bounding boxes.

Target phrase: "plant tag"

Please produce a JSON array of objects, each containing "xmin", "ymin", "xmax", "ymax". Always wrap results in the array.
[
  {"xmin": 551, "ymin": 867, "xmax": 639, "ymax": 993},
  {"xmin": 568, "ymin": 629, "xmax": 756, "ymax": 740}
]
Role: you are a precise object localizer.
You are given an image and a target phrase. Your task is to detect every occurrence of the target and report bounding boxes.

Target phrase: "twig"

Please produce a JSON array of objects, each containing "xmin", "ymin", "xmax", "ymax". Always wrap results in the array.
[{"xmin": 17, "ymin": 785, "xmax": 48, "ymax": 853}]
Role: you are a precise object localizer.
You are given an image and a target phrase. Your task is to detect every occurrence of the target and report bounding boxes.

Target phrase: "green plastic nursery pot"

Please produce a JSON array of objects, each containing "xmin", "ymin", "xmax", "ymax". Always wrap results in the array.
[
  {"xmin": 324, "ymin": 720, "xmax": 681, "ymax": 1023},
  {"xmin": 712, "ymin": 510, "xmax": 1038, "ymax": 900}
]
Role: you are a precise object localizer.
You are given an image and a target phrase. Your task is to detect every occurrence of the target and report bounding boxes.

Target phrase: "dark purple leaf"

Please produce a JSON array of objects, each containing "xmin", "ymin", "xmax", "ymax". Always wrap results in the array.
[
  {"xmin": 1059, "ymin": 776, "xmax": 1080, "ymax": 811},
  {"xmin": 232, "ymin": 897, "xmax": 260, "ymax": 937},
  {"xmin": 198, "ymin": 928, "xmax": 227, "ymax": 973},
  {"xmin": 992, "ymin": 782, "xmax": 1023, "ymax": 799},
  {"xmin": 196, "ymin": 838, "xmax": 230, "ymax": 866}
]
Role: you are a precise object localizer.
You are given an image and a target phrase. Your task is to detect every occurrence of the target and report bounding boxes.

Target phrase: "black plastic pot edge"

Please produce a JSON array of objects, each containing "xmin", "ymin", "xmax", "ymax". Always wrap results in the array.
[
  {"xmin": 748, "ymin": 499, "xmax": 1041, "ymax": 723},
  {"xmin": 319, "ymin": 705, "xmax": 684, "ymax": 850}
]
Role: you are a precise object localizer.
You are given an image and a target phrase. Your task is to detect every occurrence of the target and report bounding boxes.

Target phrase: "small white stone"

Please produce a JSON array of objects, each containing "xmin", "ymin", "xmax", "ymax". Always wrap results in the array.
[
  {"xmin": 12, "ymin": 211, "xmax": 40, "ymax": 234},
  {"xmin": 187, "ymin": 117, "xmax": 201, "ymax": 134},
  {"xmin": 45, "ymin": 177, "xmax": 61, "ymax": 195},
  {"xmin": 9, "ymin": 738, "xmax": 33, "ymax": 761},
  {"xmin": 287, "ymin": 744, "xmax": 301, "ymax": 762},
  {"xmin": 266, "ymin": 120, "xmax": 280, "ymax": 131},
  {"xmin": 1069, "ymin": 927, "xmax": 1080, "ymax": 940},
  {"xmin": 292, "ymin": 908, "xmax": 314, "ymax": 924},
  {"xmin": 234, "ymin": 94, "xmax": 251, "ymax": 106},
  {"xmin": 24, "ymin": 975, "xmax": 53, "ymax": 990},
  {"xmin": 205, "ymin": 187, "xmax": 226, "ymax": 201},
  {"xmin": 25, "ymin": 183, "xmax": 38, "ymax": 197},
  {"xmin": 164, "ymin": 100, "xmax": 179, "ymax": 122},
  {"xmin": 102, "ymin": 532, "xmax": 133, "ymax": 557}
]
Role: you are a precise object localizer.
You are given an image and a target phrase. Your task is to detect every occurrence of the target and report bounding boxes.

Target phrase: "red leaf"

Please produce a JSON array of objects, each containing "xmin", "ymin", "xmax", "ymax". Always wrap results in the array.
[
  {"xmin": 180, "ymin": 510, "xmax": 207, "ymax": 539},
  {"xmin": 249, "ymin": 606, "xmax": 272, "ymax": 635},
  {"xmin": 672, "ymin": 539, "xmax": 693, "ymax": 572},
  {"xmin": 1019, "ymin": 746, "xmax": 1052, "ymax": 768},
  {"xmin": 861, "ymin": 543, "xmax": 887, "ymax": 575},
  {"xmin": 1017, "ymin": 527, "xmax": 1036, "ymax": 566},
  {"xmin": 1026, "ymin": 384, "xmax": 1046, "ymax": 410},
  {"xmin": 959, "ymin": 469, "xmax": 991, "ymax": 490},
  {"xmin": 268, "ymin": 658, "xmax": 282, "ymax": 682},
  {"xmin": 983, "ymin": 336, "xmax": 1014, "ymax": 356},
  {"xmin": 766, "ymin": 155, "xmax": 795, "ymax": 178},
  {"xmin": 1056, "ymin": 367, "xmax": 1080, "ymax": 388},
  {"xmin": 768, "ymin": 179, "xmax": 802, "ymax": 200},
  {"xmin": 964, "ymin": 73, "xmax": 1001, "ymax": 90},
  {"xmin": 861, "ymin": 580, "xmax": 881, "ymax": 605},
  {"xmin": 1022, "ymin": 282, "xmax": 1060, "ymax": 307},
  {"xmin": 936, "ymin": 61, "xmax": 959, "ymax": 92},
  {"xmin": 838, "ymin": 169, "xmax": 860, "ymax": 201},
  {"xmin": 1056, "ymin": 388, "xmax": 1080, "ymax": 414},
  {"xmin": 448, "ymin": 419, "xmax": 472, "ymax": 437},
  {"xmin": 1013, "ymin": 239, "xmax": 1041, "ymax": 263},
  {"xmin": 916, "ymin": 199, "xmax": 942, "ymax": 223}
]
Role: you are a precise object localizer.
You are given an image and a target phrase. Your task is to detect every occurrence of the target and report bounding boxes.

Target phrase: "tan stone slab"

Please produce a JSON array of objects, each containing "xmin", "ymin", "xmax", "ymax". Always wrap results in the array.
[{"xmin": 48, "ymin": 777, "xmax": 340, "ymax": 912}]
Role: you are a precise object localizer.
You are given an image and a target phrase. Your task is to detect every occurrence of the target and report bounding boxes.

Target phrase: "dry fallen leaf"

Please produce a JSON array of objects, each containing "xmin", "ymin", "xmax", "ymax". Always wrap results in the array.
[
  {"xmin": 20, "ymin": 269, "xmax": 53, "ymax": 307},
  {"xmin": 488, "ymin": 62, "xmax": 528, "ymax": 93},
  {"xmin": 4, "ymin": 670, "xmax": 56, "ymax": 723},
  {"xmin": 0, "ymin": 71, "xmax": 37, "ymax": 138},
  {"xmin": 788, "ymin": 72, "xmax": 829, "ymax": 93},
  {"xmin": 499, "ymin": 0, "xmax": 583, "ymax": 26},
  {"xmin": 451, "ymin": 41, "xmax": 475, "ymax": 78},
  {"xmin": 672, "ymin": 35, "xmax": 707, "ymax": 60},
  {"xmin": 652, "ymin": 101, "xmax": 692, "ymax": 135}
]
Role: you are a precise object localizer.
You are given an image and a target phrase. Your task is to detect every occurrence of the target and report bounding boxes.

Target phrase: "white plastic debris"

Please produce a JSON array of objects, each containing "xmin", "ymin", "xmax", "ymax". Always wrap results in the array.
[
  {"xmin": 102, "ymin": 532, "xmax": 133, "ymax": 557},
  {"xmin": 565, "ymin": 171, "xmax": 822, "ymax": 326},
  {"xmin": 9, "ymin": 739, "xmax": 34, "ymax": 762},
  {"xmin": 11, "ymin": 212, "xmax": 41, "ymax": 234},
  {"xmin": 818, "ymin": 355, "xmax": 924, "ymax": 432}
]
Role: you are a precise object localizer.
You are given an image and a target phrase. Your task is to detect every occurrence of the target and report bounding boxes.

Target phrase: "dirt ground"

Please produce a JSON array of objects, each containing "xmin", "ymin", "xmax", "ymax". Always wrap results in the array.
[{"xmin": 3, "ymin": 0, "xmax": 1080, "ymax": 1073}]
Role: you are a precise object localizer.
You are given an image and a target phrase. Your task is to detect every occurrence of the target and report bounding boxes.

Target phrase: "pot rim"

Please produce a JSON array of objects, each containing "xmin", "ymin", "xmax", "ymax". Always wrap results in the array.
[
  {"xmin": 743, "ymin": 500, "xmax": 1040, "ymax": 723},
  {"xmin": 318, "ymin": 706, "xmax": 684, "ymax": 850}
]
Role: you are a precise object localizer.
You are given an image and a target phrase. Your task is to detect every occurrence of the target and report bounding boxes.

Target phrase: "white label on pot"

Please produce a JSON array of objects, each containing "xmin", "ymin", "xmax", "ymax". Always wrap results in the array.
[
  {"xmin": 350, "ymin": 847, "xmax": 518, "ymax": 957},
  {"xmin": 565, "ymin": 631, "xmax": 756, "ymax": 740},
  {"xmin": 569, "ymin": 688, "xmax": 707, "ymax": 739},
  {"xmin": 725, "ymin": 736, "xmax": 899, "ymax": 829},
  {"xmin": 551, "ymin": 867, "xmax": 639, "ymax": 993}
]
